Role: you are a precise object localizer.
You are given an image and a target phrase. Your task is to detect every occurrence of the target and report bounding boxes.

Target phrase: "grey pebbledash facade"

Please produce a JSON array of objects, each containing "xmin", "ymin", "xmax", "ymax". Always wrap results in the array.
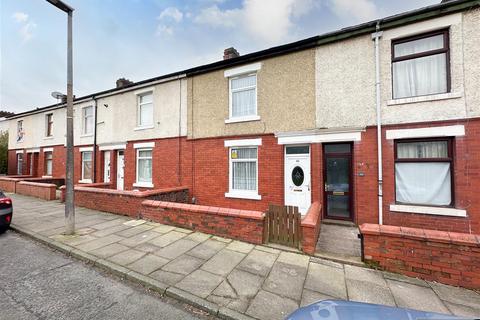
[{"xmin": 5, "ymin": 0, "xmax": 480, "ymax": 234}]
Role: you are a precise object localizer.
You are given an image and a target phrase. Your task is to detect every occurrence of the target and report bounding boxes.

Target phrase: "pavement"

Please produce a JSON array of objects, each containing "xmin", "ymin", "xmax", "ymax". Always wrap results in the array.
[
  {"xmin": 0, "ymin": 230, "xmax": 215, "ymax": 320},
  {"xmin": 8, "ymin": 193, "xmax": 480, "ymax": 320}
]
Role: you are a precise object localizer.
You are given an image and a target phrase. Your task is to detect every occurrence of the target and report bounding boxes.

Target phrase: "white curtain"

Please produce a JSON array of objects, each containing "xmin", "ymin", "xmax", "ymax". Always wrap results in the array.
[
  {"xmin": 232, "ymin": 148, "xmax": 257, "ymax": 191},
  {"xmin": 46, "ymin": 159, "xmax": 53, "ymax": 175},
  {"xmin": 397, "ymin": 141, "xmax": 448, "ymax": 159},
  {"xmin": 393, "ymin": 34, "xmax": 446, "ymax": 99},
  {"xmin": 139, "ymin": 93, "xmax": 153, "ymax": 126},
  {"xmin": 231, "ymin": 75, "xmax": 256, "ymax": 117},
  {"xmin": 395, "ymin": 162, "xmax": 451, "ymax": 205},
  {"xmin": 138, "ymin": 150, "xmax": 152, "ymax": 183},
  {"xmin": 82, "ymin": 152, "xmax": 92, "ymax": 180}
]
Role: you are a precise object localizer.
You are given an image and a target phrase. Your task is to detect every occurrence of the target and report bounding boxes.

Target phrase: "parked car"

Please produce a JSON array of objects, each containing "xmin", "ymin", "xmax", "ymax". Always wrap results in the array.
[
  {"xmin": 0, "ymin": 191, "xmax": 12, "ymax": 232},
  {"xmin": 286, "ymin": 300, "xmax": 466, "ymax": 320}
]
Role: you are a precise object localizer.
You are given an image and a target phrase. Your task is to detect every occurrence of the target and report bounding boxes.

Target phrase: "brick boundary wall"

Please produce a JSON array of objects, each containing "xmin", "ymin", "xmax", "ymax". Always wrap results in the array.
[
  {"xmin": 301, "ymin": 202, "xmax": 322, "ymax": 254},
  {"xmin": 62, "ymin": 185, "xmax": 189, "ymax": 218},
  {"xmin": 141, "ymin": 200, "xmax": 265, "ymax": 244},
  {"xmin": 360, "ymin": 223, "xmax": 480, "ymax": 289},
  {"xmin": 0, "ymin": 177, "xmax": 23, "ymax": 193},
  {"xmin": 24, "ymin": 177, "xmax": 65, "ymax": 188},
  {"xmin": 16, "ymin": 181, "xmax": 57, "ymax": 201}
]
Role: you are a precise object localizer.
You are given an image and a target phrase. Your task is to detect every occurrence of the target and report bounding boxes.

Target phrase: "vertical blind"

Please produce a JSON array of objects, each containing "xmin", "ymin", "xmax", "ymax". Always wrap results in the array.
[
  {"xmin": 231, "ymin": 74, "xmax": 256, "ymax": 118},
  {"xmin": 231, "ymin": 147, "xmax": 257, "ymax": 191},
  {"xmin": 393, "ymin": 34, "xmax": 447, "ymax": 99}
]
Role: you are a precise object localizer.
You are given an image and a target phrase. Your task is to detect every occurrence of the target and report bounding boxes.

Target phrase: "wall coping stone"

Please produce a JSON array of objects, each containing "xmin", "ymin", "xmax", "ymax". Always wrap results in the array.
[
  {"xmin": 17, "ymin": 181, "xmax": 57, "ymax": 188},
  {"xmin": 360, "ymin": 223, "xmax": 480, "ymax": 247},
  {"xmin": 142, "ymin": 200, "xmax": 265, "ymax": 221},
  {"xmin": 301, "ymin": 202, "xmax": 322, "ymax": 228},
  {"xmin": 71, "ymin": 185, "xmax": 188, "ymax": 198}
]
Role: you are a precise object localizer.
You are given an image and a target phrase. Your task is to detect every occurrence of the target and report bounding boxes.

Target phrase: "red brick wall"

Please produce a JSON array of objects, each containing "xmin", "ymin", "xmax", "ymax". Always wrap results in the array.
[
  {"xmin": 379, "ymin": 118, "xmax": 480, "ymax": 234},
  {"xmin": 8, "ymin": 150, "xmax": 26, "ymax": 175},
  {"xmin": 0, "ymin": 177, "xmax": 21, "ymax": 193},
  {"xmin": 301, "ymin": 202, "xmax": 322, "ymax": 254},
  {"xmin": 141, "ymin": 200, "xmax": 265, "ymax": 244},
  {"xmin": 360, "ymin": 223, "xmax": 480, "ymax": 289},
  {"xmin": 16, "ymin": 181, "xmax": 56, "ymax": 201}
]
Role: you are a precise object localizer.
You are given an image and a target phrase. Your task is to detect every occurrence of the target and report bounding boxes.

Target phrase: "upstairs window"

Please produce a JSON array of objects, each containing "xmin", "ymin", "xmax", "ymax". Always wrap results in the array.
[
  {"xmin": 137, "ymin": 92, "xmax": 153, "ymax": 127},
  {"xmin": 392, "ymin": 29, "xmax": 449, "ymax": 99},
  {"xmin": 45, "ymin": 113, "xmax": 53, "ymax": 137},
  {"xmin": 229, "ymin": 74, "xmax": 257, "ymax": 118},
  {"xmin": 82, "ymin": 106, "xmax": 94, "ymax": 135},
  {"xmin": 81, "ymin": 151, "xmax": 93, "ymax": 181},
  {"xmin": 17, "ymin": 120, "xmax": 24, "ymax": 142},
  {"xmin": 44, "ymin": 151, "xmax": 53, "ymax": 176},
  {"xmin": 395, "ymin": 139, "xmax": 453, "ymax": 206}
]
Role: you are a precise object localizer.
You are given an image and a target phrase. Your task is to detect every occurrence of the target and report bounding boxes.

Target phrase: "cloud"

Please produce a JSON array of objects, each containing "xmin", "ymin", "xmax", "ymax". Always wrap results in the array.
[
  {"xmin": 194, "ymin": 0, "xmax": 315, "ymax": 45},
  {"xmin": 156, "ymin": 25, "xmax": 174, "ymax": 36},
  {"xmin": 158, "ymin": 7, "xmax": 183, "ymax": 23},
  {"xmin": 328, "ymin": 0, "xmax": 379, "ymax": 22},
  {"xmin": 12, "ymin": 11, "xmax": 36, "ymax": 42}
]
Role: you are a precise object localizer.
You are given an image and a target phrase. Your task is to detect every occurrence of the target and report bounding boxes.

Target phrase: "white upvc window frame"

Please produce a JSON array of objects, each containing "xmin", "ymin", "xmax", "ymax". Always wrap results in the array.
[
  {"xmin": 227, "ymin": 73, "xmax": 259, "ymax": 123},
  {"xmin": 224, "ymin": 138, "xmax": 262, "ymax": 200},
  {"xmin": 16, "ymin": 152, "xmax": 23, "ymax": 175},
  {"xmin": 44, "ymin": 151, "xmax": 53, "ymax": 176},
  {"xmin": 45, "ymin": 113, "xmax": 53, "ymax": 137},
  {"xmin": 80, "ymin": 151, "xmax": 93, "ymax": 183},
  {"xmin": 136, "ymin": 91, "xmax": 154, "ymax": 130},
  {"xmin": 82, "ymin": 106, "xmax": 94, "ymax": 136},
  {"xmin": 134, "ymin": 148, "xmax": 153, "ymax": 188}
]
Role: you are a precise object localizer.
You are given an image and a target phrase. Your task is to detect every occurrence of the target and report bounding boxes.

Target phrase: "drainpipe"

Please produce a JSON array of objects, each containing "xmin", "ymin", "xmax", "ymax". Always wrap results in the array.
[
  {"xmin": 93, "ymin": 97, "xmax": 98, "ymax": 183},
  {"xmin": 372, "ymin": 23, "xmax": 383, "ymax": 225}
]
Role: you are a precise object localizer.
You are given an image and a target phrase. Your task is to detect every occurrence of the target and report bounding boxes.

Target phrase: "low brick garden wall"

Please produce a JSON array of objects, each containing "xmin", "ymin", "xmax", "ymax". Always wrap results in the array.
[
  {"xmin": 24, "ymin": 177, "xmax": 65, "ymax": 188},
  {"xmin": 300, "ymin": 202, "xmax": 322, "ymax": 254},
  {"xmin": 0, "ymin": 177, "xmax": 24, "ymax": 193},
  {"xmin": 141, "ymin": 200, "xmax": 265, "ymax": 244},
  {"xmin": 61, "ymin": 185, "xmax": 189, "ymax": 217},
  {"xmin": 360, "ymin": 223, "xmax": 480, "ymax": 289},
  {"xmin": 16, "ymin": 181, "xmax": 57, "ymax": 201}
]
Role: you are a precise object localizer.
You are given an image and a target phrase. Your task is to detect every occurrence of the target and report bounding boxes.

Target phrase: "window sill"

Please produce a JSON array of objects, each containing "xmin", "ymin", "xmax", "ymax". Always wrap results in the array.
[
  {"xmin": 387, "ymin": 92, "xmax": 462, "ymax": 106},
  {"xmin": 225, "ymin": 115, "xmax": 260, "ymax": 124},
  {"xmin": 80, "ymin": 133, "xmax": 93, "ymax": 138},
  {"xmin": 42, "ymin": 175, "xmax": 52, "ymax": 178},
  {"xmin": 43, "ymin": 136, "xmax": 54, "ymax": 140},
  {"xmin": 133, "ymin": 182, "xmax": 154, "ymax": 188},
  {"xmin": 78, "ymin": 179, "xmax": 92, "ymax": 184},
  {"xmin": 134, "ymin": 126, "xmax": 154, "ymax": 131},
  {"xmin": 390, "ymin": 204, "xmax": 466, "ymax": 217},
  {"xmin": 225, "ymin": 191, "xmax": 261, "ymax": 200}
]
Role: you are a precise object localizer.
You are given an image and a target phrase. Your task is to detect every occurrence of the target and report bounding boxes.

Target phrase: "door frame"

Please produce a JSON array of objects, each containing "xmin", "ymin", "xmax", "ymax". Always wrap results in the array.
[
  {"xmin": 322, "ymin": 142, "xmax": 354, "ymax": 221},
  {"xmin": 284, "ymin": 145, "xmax": 311, "ymax": 215},
  {"xmin": 103, "ymin": 151, "xmax": 111, "ymax": 183},
  {"xmin": 116, "ymin": 150, "xmax": 124, "ymax": 190}
]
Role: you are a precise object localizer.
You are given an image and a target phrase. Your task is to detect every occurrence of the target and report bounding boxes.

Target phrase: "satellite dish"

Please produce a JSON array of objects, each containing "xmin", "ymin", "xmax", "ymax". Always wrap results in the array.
[{"xmin": 51, "ymin": 91, "xmax": 65, "ymax": 99}]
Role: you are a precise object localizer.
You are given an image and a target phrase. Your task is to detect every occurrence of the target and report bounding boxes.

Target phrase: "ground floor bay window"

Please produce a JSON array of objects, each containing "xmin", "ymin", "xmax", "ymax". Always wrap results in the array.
[
  {"xmin": 81, "ymin": 151, "xmax": 93, "ymax": 183},
  {"xmin": 395, "ymin": 139, "xmax": 453, "ymax": 206},
  {"xmin": 135, "ymin": 148, "xmax": 153, "ymax": 188}
]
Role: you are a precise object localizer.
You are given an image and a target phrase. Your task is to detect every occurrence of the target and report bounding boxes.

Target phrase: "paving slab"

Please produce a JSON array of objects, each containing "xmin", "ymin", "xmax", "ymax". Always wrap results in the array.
[
  {"xmin": 75, "ymin": 234, "xmax": 124, "ymax": 252},
  {"xmin": 89, "ymin": 243, "xmax": 130, "ymax": 259},
  {"xmin": 118, "ymin": 230, "xmax": 160, "ymax": 247},
  {"xmin": 91, "ymin": 218, "xmax": 126, "ymax": 230},
  {"xmin": 148, "ymin": 231, "xmax": 186, "ymax": 248},
  {"xmin": 134, "ymin": 242, "xmax": 162, "ymax": 253},
  {"xmin": 226, "ymin": 241, "xmax": 254, "ymax": 254},
  {"xmin": 185, "ymin": 232, "xmax": 211, "ymax": 243},
  {"xmin": 387, "ymin": 279, "xmax": 450, "ymax": 314},
  {"xmin": 127, "ymin": 254, "xmax": 169, "ymax": 275},
  {"xmin": 150, "ymin": 269, "xmax": 185, "ymax": 286},
  {"xmin": 155, "ymin": 239, "xmax": 199, "ymax": 260},
  {"xmin": 263, "ymin": 260, "xmax": 308, "ymax": 301},
  {"xmin": 108, "ymin": 249, "xmax": 146, "ymax": 266},
  {"xmin": 227, "ymin": 269, "xmax": 264, "ymax": 299},
  {"xmin": 115, "ymin": 224, "xmax": 154, "ymax": 238},
  {"xmin": 346, "ymin": 279, "xmax": 396, "ymax": 306},
  {"xmin": 162, "ymin": 254, "xmax": 205, "ymax": 275},
  {"xmin": 151, "ymin": 225, "xmax": 176, "ymax": 234},
  {"xmin": 201, "ymin": 249, "xmax": 245, "ymax": 276},
  {"xmin": 186, "ymin": 239, "xmax": 226, "ymax": 260},
  {"xmin": 175, "ymin": 269, "xmax": 224, "ymax": 299},
  {"xmin": 444, "ymin": 301, "xmax": 480, "ymax": 318},
  {"xmin": 304, "ymin": 261, "xmax": 347, "ymax": 299},
  {"xmin": 123, "ymin": 219, "xmax": 146, "ymax": 227},
  {"xmin": 89, "ymin": 224, "xmax": 131, "ymax": 238},
  {"xmin": 277, "ymin": 251, "xmax": 310, "ymax": 268},
  {"xmin": 212, "ymin": 280, "xmax": 237, "ymax": 299},
  {"xmin": 254, "ymin": 245, "xmax": 281, "ymax": 254},
  {"xmin": 246, "ymin": 290, "xmax": 298, "ymax": 320},
  {"xmin": 237, "ymin": 249, "xmax": 278, "ymax": 277},
  {"xmin": 300, "ymin": 289, "xmax": 335, "ymax": 307},
  {"xmin": 430, "ymin": 282, "xmax": 480, "ymax": 309},
  {"xmin": 227, "ymin": 297, "xmax": 250, "ymax": 313},
  {"xmin": 174, "ymin": 227, "xmax": 194, "ymax": 234}
]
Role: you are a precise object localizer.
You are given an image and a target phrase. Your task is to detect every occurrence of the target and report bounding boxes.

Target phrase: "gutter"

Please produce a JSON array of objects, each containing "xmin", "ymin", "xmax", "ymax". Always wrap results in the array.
[{"xmin": 372, "ymin": 24, "xmax": 383, "ymax": 225}]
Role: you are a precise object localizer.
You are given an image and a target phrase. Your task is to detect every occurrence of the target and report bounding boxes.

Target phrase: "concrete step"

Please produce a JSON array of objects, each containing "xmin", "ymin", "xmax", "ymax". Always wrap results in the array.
[{"xmin": 321, "ymin": 219, "xmax": 357, "ymax": 227}]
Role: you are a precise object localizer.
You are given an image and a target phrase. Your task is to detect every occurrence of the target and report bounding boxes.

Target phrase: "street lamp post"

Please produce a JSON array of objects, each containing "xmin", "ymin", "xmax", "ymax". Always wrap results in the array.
[{"xmin": 46, "ymin": 0, "xmax": 75, "ymax": 235}]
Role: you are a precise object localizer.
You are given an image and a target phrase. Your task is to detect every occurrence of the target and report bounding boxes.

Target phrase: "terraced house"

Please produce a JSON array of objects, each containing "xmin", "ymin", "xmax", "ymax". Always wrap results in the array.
[{"xmin": 5, "ymin": 0, "xmax": 480, "ymax": 271}]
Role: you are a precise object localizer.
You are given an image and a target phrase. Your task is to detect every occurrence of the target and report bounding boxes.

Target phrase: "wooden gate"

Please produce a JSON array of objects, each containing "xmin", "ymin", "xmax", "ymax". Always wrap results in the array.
[{"xmin": 264, "ymin": 205, "xmax": 302, "ymax": 249}]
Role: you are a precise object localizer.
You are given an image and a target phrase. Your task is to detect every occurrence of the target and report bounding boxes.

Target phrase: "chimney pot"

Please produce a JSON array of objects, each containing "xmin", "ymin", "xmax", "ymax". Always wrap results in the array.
[
  {"xmin": 223, "ymin": 47, "xmax": 240, "ymax": 60},
  {"xmin": 116, "ymin": 78, "xmax": 134, "ymax": 88}
]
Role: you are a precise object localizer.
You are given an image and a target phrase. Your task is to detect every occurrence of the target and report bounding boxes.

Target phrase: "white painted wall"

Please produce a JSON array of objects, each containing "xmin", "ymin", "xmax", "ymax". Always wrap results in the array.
[{"xmin": 8, "ymin": 77, "xmax": 187, "ymax": 150}]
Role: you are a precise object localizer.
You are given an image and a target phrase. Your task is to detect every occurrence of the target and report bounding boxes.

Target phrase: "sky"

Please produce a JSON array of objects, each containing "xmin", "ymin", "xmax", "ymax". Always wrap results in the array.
[{"xmin": 1, "ymin": 0, "xmax": 439, "ymax": 113}]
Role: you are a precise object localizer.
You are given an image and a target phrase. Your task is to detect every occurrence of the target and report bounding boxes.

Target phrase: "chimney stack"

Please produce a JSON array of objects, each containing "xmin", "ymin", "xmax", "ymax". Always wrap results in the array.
[
  {"xmin": 116, "ymin": 78, "xmax": 134, "ymax": 88},
  {"xmin": 223, "ymin": 47, "xmax": 240, "ymax": 60}
]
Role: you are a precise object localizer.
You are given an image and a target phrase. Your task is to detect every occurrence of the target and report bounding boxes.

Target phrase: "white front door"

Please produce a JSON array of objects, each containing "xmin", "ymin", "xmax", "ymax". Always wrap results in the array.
[
  {"xmin": 117, "ymin": 150, "xmax": 124, "ymax": 190},
  {"xmin": 284, "ymin": 145, "xmax": 311, "ymax": 215},
  {"xmin": 103, "ymin": 151, "xmax": 111, "ymax": 183}
]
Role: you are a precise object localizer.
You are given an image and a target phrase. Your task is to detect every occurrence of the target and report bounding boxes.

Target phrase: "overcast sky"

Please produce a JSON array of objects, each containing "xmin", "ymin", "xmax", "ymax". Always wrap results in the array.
[{"xmin": 1, "ymin": 0, "xmax": 439, "ymax": 113}]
